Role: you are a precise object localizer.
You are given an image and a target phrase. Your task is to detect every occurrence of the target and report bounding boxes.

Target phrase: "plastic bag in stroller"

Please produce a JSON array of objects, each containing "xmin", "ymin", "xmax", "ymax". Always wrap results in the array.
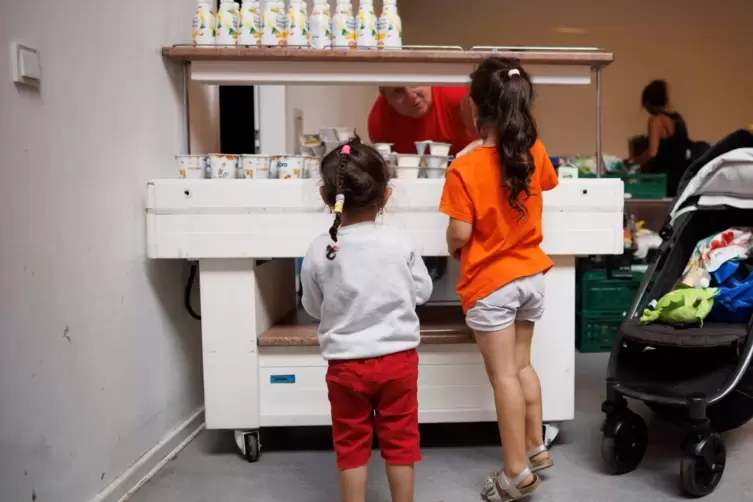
[{"xmin": 600, "ymin": 129, "xmax": 753, "ymax": 498}]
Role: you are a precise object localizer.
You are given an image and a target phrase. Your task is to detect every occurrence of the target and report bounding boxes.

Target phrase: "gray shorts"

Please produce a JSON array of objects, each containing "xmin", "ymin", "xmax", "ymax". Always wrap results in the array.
[{"xmin": 465, "ymin": 273, "xmax": 546, "ymax": 332}]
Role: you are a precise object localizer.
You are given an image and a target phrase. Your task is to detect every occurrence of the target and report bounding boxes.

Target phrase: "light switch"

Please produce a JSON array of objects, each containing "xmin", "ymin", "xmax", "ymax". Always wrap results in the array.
[{"xmin": 11, "ymin": 42, "xmax": 41, "ymax": 87}]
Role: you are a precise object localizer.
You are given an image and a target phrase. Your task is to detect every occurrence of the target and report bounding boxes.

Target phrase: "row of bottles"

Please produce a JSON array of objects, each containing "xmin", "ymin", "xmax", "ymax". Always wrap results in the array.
[{"xmin": 193, "ymin": 0, "xmax": 401, "ymax": 49}]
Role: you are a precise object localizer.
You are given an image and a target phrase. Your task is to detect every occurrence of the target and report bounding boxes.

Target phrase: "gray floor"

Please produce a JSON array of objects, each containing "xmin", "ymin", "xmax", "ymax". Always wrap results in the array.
[{"xmin": 131, "ymin": 353, "xmax": 753, "ymax": 501}]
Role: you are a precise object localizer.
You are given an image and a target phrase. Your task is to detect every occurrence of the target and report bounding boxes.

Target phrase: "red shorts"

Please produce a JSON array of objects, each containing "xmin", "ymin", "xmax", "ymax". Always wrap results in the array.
[{"xmin": 326, "ymin": 349, "xmax": 420, "ymax": 470}]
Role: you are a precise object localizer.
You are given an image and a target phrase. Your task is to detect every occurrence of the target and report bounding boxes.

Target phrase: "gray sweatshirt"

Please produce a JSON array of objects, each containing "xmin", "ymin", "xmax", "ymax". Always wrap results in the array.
[{"xmin": 301, "ymin": 222, "xmax": 433, "ymax": 360}]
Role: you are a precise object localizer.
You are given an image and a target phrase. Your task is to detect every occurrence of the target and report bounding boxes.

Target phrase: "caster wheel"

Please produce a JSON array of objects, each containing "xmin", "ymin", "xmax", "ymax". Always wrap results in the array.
[
  {"xmin": 543, "ymin": 423, "xmax": 561, "ymax": 448},
  {"xmin": 601, "ymin": 412, "xmax": 648, "ymax": 475},
  {"xmin": 680, "ymin": 433, "xmax": 726, "ymax": 498},
  {"xmin": 234, "ymin": 431, "xmax": 261, "ymax": 463}
]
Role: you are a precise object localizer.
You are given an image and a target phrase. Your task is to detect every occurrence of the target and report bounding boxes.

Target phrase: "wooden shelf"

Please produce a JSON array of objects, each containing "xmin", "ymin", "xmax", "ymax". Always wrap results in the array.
[
  {"xmin": 163, "ymin": 46, "xmax": 614, "ymax": 67},
  {"xmin": 163, "ymin": 46, "xmax": 614, "ymax": 86},
  {"xmin": 258, "ymin": 305, "xmax": 474, "ymax": 347}
]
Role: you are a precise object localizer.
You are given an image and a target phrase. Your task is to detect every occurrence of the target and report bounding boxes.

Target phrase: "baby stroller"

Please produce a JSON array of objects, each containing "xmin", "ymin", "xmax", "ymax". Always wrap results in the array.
[{"xmin": 600, "ymin": 129, "xmax": 753, "ymax": 497}]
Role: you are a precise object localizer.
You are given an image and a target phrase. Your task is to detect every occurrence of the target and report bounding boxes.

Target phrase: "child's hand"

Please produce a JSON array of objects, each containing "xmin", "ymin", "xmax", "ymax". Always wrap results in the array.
[{"xmin": 452, "ymin": 248, "xmax": 462, "ymax": 261}]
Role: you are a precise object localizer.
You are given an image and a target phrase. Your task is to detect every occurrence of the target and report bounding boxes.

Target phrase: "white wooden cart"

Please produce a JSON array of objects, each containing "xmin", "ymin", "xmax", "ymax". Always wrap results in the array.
[{"xmin": 149, "ymin": 46, "xmax": 621, "ymax": 461}]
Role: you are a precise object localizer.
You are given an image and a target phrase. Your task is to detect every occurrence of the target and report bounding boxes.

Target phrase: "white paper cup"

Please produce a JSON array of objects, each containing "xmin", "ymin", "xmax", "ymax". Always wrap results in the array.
[
  {"xmin": 176, "ymin": 155, "xmax": 207, "ymax": 179},
  {"xmin": 428, "ymin": 142, "xmax": 452, "ymax": 157},
  {"xmin": 241, "ymin": 154, "xmax": 273, "ymax": 179},
  {"xmin": 208, "ymin": 154, "xmax": 239, "ymax": 179},
  {"xmin": 415, "ymin": 141, "xmax": 430, "ymax": 155},
  {"xmin": 397, "ymin": 154, "xmax": 422, "ymax": 168},
  {"xmin": 425, "ymin": 155, "xmax": 449, "ymax": 169},
  {"xmin": 396, "ymin": 167, "xmax": 420, "ymax": 179},
  {"xmin": 275, "ymin": 155, "xmax": 304, "ymax": 179}
]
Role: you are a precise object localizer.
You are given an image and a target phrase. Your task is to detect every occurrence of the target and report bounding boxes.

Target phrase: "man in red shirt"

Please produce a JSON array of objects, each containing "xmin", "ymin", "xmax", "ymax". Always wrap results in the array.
[{"xmin": 368, "ymin": 86, "xmax": 478, "ymax": 155}]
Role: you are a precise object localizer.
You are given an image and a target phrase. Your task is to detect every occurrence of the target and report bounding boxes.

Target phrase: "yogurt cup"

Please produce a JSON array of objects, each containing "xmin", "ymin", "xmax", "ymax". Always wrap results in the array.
[
  {"xmin": 396, "ymin": 154, "xmax": 422, "ymax": 168},
  {"xmin": 208, "ymin": 154, "xmax": 239, "ymax": 179},
  {"xmin": 425, "ymin": 155, "xmax": 449, "ymax": 170},
  {"xmin": 428, "ymin": 142, "xmax": 452, "ymax": 157},
  {"xmin": 176, "ymin": 155, "xmax": 207, "ymax": 179},
  {"xmin": 395, "ymin": 167, "xmax": 420, "ymax": 179},
  {"xmin": 241, "ymin": 154, "xmax": 273, "ymax": 179},
  {"xmin": 304, "ymin": 156, "xmax": 322, "ymax": 179},
  {"xmin": 374, "ymin": 142, "xmax": 393, "ymax": 159},
  {"xmin": 274, "ymin": 155, "xmax": 304, "ymax": 179},
  {"xmin": 415, "ymin": 141, "xmax": 431, "ymax": 155}
]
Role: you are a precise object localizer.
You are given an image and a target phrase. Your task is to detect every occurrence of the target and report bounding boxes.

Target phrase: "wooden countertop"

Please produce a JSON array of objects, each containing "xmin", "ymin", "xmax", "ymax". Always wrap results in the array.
[
  {"xmin": 162, "ymin": 46, "xmax": 614, "ymax": 68},
  {"xmin": 258, "ymin": 305, "xmax": 474, "ymax": 347}
]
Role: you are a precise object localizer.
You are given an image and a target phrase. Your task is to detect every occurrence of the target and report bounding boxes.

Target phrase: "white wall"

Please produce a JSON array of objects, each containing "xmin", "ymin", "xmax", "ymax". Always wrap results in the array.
[
  {"xmin": 400, "ymin": 0, "xmax": 753, "ymax": 156},
  {"xmin": 0, "ymin": 1, "xmax": 207, "ymax": 502}
]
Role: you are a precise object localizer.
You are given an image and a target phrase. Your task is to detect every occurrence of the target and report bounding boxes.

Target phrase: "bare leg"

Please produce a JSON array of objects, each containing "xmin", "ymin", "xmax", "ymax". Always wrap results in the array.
[
  {"xmin": 338, "ymin": 466, "xmax": 368, "ymax": 502},
  {"xmin": 475, "ymin": 326, "xmax": 533, "ymax": 483},
  {"xmin": 385, "ymin": 464, "xmax": 414, "ymax": 502},
  {"xmin": 514, "ymin": 321, "xmax": 549, "ymax": 462}
]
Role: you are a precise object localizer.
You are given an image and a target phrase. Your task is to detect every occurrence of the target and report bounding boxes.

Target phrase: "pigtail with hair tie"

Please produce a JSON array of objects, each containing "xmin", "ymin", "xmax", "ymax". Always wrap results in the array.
[{"xmin": 325, "ymin": 142, "xmax": 351, "ymax": 260}]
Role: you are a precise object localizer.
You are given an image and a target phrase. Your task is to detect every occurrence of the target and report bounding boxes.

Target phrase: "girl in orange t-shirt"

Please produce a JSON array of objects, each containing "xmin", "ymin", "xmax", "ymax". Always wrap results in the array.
[{"xmin": 439, "ymin": 57, "xmax": 559, "ymax": 501}]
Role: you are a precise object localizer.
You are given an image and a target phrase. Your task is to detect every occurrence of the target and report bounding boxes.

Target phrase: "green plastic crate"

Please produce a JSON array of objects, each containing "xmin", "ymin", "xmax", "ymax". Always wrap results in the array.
[
  {"xmin": 577, "ymin": 311, "xmax": 626, "ymax": 353},
  {"xmin": 579, "ymin": 270, "xmax": 643, "ymax": 312},
  {"xmin": 582, "ymin": 173, "xmax": 667, "ymax": 199}
]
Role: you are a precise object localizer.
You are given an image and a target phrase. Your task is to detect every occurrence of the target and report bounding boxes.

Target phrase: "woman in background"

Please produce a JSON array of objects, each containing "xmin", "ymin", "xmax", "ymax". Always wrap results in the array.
[{"xmin": 626, "ymin": 80, "xmax": 695, "ymax": 197}]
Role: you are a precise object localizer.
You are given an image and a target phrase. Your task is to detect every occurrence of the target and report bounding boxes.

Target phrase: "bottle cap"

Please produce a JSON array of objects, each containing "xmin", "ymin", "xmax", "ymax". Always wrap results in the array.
[
  {"xmin": 360, "ymin": 0, "xmax": 373, "ymax": 4},
  {"xmin": 383, "ymin": 0, "xmax": 397, "ymax": 4}
]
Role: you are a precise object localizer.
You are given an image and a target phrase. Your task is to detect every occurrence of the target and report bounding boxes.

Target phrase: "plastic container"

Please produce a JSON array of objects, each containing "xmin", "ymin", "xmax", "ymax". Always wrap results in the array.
[
  {"xmin": 428, "ymin": 142, "xmax": 451, "ymax": 157},
  {"xmin": 238, "ymin": 0, "xmax": 262, "ymax": 47},
  {"xmin": 334, "ymin": 127, "xmax": 354, "ymax": 141},
  {"xmin": 287, "ymin": 0, "xmax": 310, "ymax": 48},
  {"xmin": 397, "ymin": 154, "xmax": 421, "ymax": 168},
  {"xmin": 192, "ymin": 0, "xmax": 216, "ymax": 46},
  {"xmin": 396, "ymin": 167, "xmax": 420, "ymax": 179},
  {"xmin": 377, "ymin": 0, "xmax": 402, "ymax": 49},
  {"xmin": 241, "ymin": 154, "xmax": 273, "ymax": 179},
  {"xmin": 579, "ymin": 270, "xmax": 644, "ymax": 312},
  {"xmin": 261, "ymin": 0, "xmax": 288, "ymax": 47},
  {"xmin": 332, "ymin": 0, "xmax": 356, "ymax": 49},
  {"xmin": 415, "ymin": 140, "xmax": 430, "ymax": 155},
  {"xmin": 208, "ymin": 154, "xmax": 239, "ymax": 179},
  {"xmin": 356, "ymin": 0, "xmax": 377, "ymax": 49},
  {"xmin": 215, "ymin": 0, "xmax": 240, "ymax": 46},
  {"xmin": 576, "ymin": 312, "xmax": 625, "ymax": 353},
  {"xmin": 275, "ymin": 155, "xmax": 305, "ymax": 179},
  {"xmin": 309, "ymin": 0, "xmax": 332, "ymax": 49},
  {"xmin": 176, "ymin": 155, "xmax": 207, "ymax": 179},
  {"xmin": 425, "ymin": 155, "xmax": 449, "ymax": 169}
]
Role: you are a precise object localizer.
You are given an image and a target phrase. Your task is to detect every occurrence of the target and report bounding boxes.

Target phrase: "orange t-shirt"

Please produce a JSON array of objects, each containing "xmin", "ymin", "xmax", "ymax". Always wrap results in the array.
[{"xmin": 439, "ymin": 140, "xmax": 559, "ymax": 312}]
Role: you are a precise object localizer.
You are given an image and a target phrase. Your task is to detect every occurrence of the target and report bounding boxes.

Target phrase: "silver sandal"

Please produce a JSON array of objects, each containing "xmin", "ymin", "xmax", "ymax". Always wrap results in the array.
[
  {"xmin": 481, "ymin": 467, "xmax": 541, "ymax": 502},
  {"xmin": 527, "ymin": 445, "xmax": 554, "ymax": 473}
]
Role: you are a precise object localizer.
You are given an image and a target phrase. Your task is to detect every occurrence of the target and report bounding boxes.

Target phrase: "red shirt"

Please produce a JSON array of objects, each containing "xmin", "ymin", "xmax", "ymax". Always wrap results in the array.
[{"xmin": 367, "ymin": 87, "xmax": 477, "ymax": 155}]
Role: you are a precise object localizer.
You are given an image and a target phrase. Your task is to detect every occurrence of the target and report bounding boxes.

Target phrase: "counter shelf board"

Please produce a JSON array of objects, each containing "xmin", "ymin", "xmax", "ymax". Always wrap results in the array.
[
  {"xmin": 162, "ymin": 46, "xmax": 614, "ymax": 86},
  {"xmin": 258, "ymin": 305, "xmax": 474, "ymax": 347}
]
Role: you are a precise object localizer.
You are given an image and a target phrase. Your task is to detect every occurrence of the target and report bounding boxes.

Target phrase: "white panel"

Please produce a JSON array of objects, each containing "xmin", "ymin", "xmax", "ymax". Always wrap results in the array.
[
  {"xmin": 199, "ymin": 259, "xmax": 260, "ymax": 429},
  {"xmin": 192, "ymin": 61, "xmax": 592, "ymax": 87},
  {"xmin": 256, "ymin": 260, "xmax": 575, "ymax": 427},
  {"xmin": 146, "ymin": 178, "xmax": 624, "ymax": 258}
]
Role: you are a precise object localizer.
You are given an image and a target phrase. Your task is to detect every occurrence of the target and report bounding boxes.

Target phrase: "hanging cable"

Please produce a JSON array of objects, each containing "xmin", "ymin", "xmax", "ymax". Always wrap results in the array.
[{"xmin": 185, "ymin": 261, "xmax": 201, "ymax": 320}]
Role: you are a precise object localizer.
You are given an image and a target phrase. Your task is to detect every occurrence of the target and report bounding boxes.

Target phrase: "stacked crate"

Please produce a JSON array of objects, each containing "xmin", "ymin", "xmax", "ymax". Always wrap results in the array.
[{"xmin": 576, "ymin": 269, "xmax": 645, "ymax": 353}]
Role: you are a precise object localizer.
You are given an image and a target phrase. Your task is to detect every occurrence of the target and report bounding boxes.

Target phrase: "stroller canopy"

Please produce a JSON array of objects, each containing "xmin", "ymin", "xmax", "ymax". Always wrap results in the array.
[{"xmin": 669, "ymin": 129, "xmax": 753, "ymax": 227}]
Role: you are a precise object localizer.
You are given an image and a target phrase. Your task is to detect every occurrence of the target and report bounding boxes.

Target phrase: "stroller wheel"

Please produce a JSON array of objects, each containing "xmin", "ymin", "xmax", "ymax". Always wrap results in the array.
[
  {"xmin": 601, "ymin": 411, "xmax": 648, "ymax": 475},
  {"xmin": 680, "ymin": 433, "xmax": 726, "ymax": 498}
]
